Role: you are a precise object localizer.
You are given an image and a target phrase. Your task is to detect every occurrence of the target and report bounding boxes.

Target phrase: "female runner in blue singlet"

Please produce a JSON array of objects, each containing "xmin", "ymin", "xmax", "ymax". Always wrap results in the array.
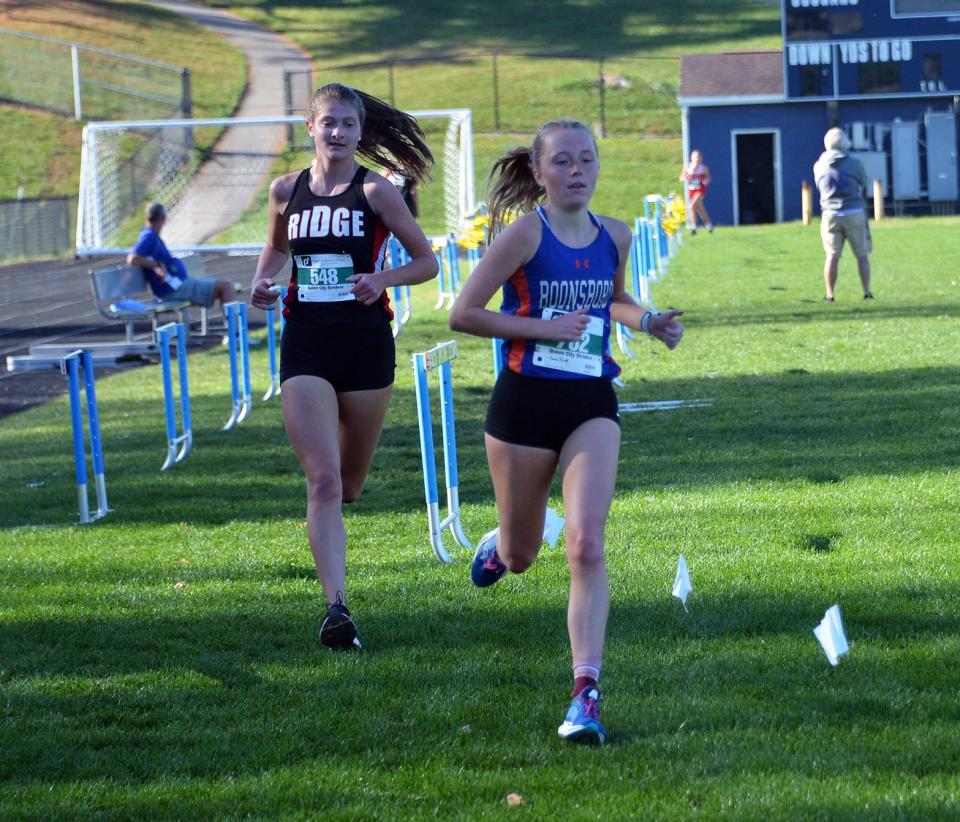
[
  {"xmin": 250, "ymin": 84, "xmax": 438, "ymax": 651},
  {"xmin": 450, "ymin": 120, "xmax": 684, "ymax": 745}
]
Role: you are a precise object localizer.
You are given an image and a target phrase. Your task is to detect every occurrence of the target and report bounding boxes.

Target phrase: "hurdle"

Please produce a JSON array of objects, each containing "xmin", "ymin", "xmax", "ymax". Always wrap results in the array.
[
  {"xmin": 223, "ymin": 301, "xmax": 252, "ymax": 430},
  {"xmin": 263, "ymin": 285, "xmax": 286, "ymax": 401},
  {"xmin": 388, "ymin": 237, "xmax": 412, "ymax": 337},
  {"xmin": 61, "ymin": 350, "xmax": 108, "ymax": 524},
  {"xmin": 633, "ymin": 220, "xmax": 659, "ymax": 310},
  {"xmin": 156, "ymin": 322, "xmax": 192, "ymax": 471},
  {"xmin": 412, "ymin": 340, "xmax": 473, "ymax": 563}
]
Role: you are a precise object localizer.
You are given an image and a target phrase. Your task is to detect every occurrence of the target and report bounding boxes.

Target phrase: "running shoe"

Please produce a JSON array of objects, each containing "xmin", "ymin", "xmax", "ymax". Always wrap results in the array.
[
  {"xmin": 470, "ymin": 528, "xmax": 507, "ymax": 588},
  {"xmin": 557, "ymin": 687, "xmax": 606, "ymax": 745},
  {"xmin": 319, "ymin": 593, "xmax": 361, "ymax": 650}
]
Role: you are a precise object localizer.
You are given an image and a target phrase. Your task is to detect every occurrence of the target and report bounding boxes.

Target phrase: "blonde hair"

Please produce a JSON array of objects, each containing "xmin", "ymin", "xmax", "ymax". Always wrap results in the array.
[
  {"xmin": 307, "ymin": 83, "xmax": 434, "ymax": 182},
  {"xmin": 486, "ymin": 120, "xmax": 597, "ymax": 235}
]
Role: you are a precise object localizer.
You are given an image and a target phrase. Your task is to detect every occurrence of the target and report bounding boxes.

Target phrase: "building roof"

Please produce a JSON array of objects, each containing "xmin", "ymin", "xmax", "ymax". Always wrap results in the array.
[{"xmin": 679, "ymin": 51, "xmax": 784, "ymax": 102}]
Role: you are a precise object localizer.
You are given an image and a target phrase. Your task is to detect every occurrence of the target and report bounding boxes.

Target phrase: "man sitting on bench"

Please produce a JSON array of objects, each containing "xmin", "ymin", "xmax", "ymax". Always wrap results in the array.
[{"xmin": 127, "ymin": 202, "xmax": 236, "ymax": 311}]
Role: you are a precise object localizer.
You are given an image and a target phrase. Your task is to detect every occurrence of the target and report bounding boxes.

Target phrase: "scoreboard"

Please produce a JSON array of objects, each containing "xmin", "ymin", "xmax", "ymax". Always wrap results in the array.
[{"xmin": 782, "ymin": 0, "xmax": 960, "ymax": 99}]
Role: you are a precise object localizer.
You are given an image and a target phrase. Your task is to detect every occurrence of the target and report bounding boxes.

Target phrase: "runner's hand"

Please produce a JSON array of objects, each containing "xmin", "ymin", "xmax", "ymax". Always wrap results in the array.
[
  {"xmin": 650, "ymin": 309, "xmax": 684, "ymax": 349},
  {"xmin": 546, "ymin": 307, "xmax": 591, "ymax": 342},
  {"xmin": 348, "ymin": 272, "xmax": 385, "ymax": 306},
  {"xmin": 251, "ymin": 279, "xmax": 280, "ymax": 310}
]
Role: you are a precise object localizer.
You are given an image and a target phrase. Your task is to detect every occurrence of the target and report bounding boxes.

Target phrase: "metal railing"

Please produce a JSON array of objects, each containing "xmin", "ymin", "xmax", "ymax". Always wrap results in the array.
[
  {"xmin": 0, "ymin": 196, "xmax": 76, "ymax": 262},
  {"xmin": 0, "ymin": 28, "xmax": 190, "ymax": 122},
  {"xmin": 295, "ymin": 51, "xmax": 681, "ymax": 137}
]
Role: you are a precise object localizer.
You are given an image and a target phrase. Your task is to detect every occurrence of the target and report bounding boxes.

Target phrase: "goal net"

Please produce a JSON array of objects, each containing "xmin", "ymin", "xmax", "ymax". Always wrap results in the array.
[{"xmin": 76, "ymin": 110, "xmax": 475, "ymax": 256}]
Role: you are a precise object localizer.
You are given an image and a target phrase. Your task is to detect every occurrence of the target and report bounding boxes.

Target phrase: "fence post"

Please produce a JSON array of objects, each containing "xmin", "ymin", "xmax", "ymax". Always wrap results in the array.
[
  {"xmin": 492, "ymin": 51, "xmax": 500, "ymax": 132},
  {"xmin": 388, "ymin": 60, "xmax": 395, "ymax": 106},
  {"xmin": 71, "ymin": 45, "xmax": 82, "ymax": 121},
  {"xmin": 598, "ymin": 57, "xmax": 606, "ymax": 139},
  {"xmin": 181, "ymin": 68, "xmax": 193, "ymax": 149},
  {"xmin": 873, "ymin": 179, "xmax": 883, "ymax": 221}
]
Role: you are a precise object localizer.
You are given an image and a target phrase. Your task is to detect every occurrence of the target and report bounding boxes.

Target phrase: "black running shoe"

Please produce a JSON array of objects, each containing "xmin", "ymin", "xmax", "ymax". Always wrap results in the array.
[{"xmin": 319, "ymin": 593, "xmax": 361, "ymax": 650}]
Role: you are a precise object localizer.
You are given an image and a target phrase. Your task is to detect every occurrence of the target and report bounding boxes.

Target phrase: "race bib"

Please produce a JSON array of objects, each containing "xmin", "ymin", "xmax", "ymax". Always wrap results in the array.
[
  {"xmin": 533, "ymin": 308, "xmax": 605, "ymax": 377},
  {"xmin": 295, "ymin": 253, "xmax": 355, "ymax": 302}
]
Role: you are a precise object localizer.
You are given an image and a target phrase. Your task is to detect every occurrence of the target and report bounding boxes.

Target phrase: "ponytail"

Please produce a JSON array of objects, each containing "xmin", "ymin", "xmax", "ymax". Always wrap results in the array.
[
  {"xmin": 307, "ymin": 83, "xmax": 434, "ymax": 183},
  {"xmin": 486, "ymin": 147, "xmax": 542, "ymax": 237}
]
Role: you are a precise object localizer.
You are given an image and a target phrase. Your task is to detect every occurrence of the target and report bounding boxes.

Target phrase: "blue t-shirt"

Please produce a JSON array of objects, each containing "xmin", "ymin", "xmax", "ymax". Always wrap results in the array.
[
  {"xmin": 133, "ymin": 226, "xmax": 188, "ymax": 298},
  {"xmin": 498, "ymin": 207, "xmax": 621, "ymax": 381}
]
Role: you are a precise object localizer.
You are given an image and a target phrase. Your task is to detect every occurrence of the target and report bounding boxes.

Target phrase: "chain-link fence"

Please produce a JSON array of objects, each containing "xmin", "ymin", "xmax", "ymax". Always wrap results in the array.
[
  {"xmin": 0, "ymin": 29, "xmax": 190, "ymax": 121},
  {"xmin": 295, "ymin": 52, "xmax": 681, "ymax": 137},
  {"xmin": 0, "ymin": 197, "xmax": 76, "ymax": 263}
]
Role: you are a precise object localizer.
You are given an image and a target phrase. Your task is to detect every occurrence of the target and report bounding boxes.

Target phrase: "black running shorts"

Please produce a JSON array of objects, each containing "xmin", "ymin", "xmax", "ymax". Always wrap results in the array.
[
  {"xmin": 484, "ymin": 368, "xmax": 620, "ymax": 453},
  {"xmin": 279, "ymin": 319, "xmax": 395, "ymax": 392}
]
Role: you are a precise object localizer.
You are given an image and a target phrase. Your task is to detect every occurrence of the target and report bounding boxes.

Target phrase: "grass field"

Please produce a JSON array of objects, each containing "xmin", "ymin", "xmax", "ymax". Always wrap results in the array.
[{"xmin": 3, "ymin": 216, "xmax": 960, "ymax": 817}]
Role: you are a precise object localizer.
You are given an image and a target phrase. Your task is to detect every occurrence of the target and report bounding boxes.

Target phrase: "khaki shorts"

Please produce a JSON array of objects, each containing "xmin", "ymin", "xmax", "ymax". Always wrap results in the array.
[{"xmin": 821, "ymin": 211, "xmax": 872, "ymax": 258}]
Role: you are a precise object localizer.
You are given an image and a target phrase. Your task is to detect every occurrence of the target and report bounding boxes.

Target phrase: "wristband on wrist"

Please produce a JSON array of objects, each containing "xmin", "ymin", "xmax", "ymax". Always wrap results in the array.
[{"xmin": 641, "ymin": 310, "xmax": 661, "ymax": 335}]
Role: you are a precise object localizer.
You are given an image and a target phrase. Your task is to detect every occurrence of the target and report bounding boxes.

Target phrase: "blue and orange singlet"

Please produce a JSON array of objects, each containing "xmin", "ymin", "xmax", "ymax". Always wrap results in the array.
[{"xmin": 498, "ymin": 207, "xmax": 621, "ymax": 381}]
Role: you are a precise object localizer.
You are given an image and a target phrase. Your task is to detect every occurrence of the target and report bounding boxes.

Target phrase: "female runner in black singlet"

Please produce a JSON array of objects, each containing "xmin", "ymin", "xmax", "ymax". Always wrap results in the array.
[{"xmin": 250, "ymin": 83, "xmax": 438, "ymax": 650}]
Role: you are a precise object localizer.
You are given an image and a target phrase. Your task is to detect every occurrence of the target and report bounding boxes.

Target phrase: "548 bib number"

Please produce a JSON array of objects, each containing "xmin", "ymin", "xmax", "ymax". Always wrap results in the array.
[{"xmin": 295, "ymin": 253, "xmax": 355, "ymax": 302}]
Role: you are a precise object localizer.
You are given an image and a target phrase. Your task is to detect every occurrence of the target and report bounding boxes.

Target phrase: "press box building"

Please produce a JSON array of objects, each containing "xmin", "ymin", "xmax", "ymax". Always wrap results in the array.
[{"xmin": 678, "ymin": 0, "xmax": 959, "ymax": 225}]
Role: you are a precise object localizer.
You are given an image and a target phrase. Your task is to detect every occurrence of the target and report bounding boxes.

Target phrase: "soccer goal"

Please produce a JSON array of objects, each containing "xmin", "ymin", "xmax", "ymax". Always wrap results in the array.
[{"xmin": 76, "ymin": 110, "xmax": 475, "ymax": 256}]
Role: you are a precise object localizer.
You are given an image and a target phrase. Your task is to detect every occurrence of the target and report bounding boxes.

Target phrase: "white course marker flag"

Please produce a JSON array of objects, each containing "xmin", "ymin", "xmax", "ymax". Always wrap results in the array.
[
  {"xmin": 672, "ymin": 554, "xmax": 692, "ymax": 611},
  {"xmin": 813, "ymin": 604, "xmax": 849, "ymax": 666},
  {"xmin": 543, "ymin": 507, "xmax": 565, "ymax": 548}
]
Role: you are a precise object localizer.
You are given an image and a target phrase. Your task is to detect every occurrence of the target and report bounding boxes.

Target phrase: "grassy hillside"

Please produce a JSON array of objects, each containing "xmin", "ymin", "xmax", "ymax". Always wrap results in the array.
[
  {"xmin": 213, "ymin": 0, "xmax": 782, "ymax": 137},
  {"xmin": 0, "ymin": 0, "xmax": 246, "ymax": 199}
]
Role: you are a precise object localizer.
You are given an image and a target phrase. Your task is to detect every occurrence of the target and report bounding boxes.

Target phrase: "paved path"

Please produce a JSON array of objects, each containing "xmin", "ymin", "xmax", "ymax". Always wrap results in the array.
[{"xmin": 144, "ymin": 0, "xmax": 313, "ymax": 245}]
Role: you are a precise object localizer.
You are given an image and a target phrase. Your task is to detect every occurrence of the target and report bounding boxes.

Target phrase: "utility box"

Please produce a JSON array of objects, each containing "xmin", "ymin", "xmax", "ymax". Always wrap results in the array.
[
  {"xmin": 891, "ymin": 121, "xmax": 921, "ymax": 200},
  {"xmin": 924, "ymin": 111, "xmax": 958, "ymax": 202},
  {"xmin": 851, "ymin": 151, "xmax": 888, "ymax": 197}
]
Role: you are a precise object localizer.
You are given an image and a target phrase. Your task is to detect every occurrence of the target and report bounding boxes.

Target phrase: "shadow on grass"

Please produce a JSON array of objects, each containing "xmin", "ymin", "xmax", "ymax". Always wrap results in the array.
[
  {"xmin": 2, "ymin": 364, "xmax": 958, "ymax": 528},
  {"xmin": 259, "ymin": 0, "xmax": 779, "ymax": 62},
  {"xmin": 2, "ymin": 581, "xmax": 959, "ymax": 783}
]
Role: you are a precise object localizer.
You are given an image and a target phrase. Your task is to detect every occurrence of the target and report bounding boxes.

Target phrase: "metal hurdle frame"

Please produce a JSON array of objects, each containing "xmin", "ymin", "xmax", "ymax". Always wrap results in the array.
[
  {"xmin": 156, "ymin": 322, "xmax": 192, "ymax": 471},
  {"xmin": 61, "ymin": 350, "xmax": 108, "ymax": 524},
  {"xmin": 412, "ymin": 340, "xmax": 473, "ymax": 563},
  {"xmin": 262, "ymin": 286, "xmax": 286, "ymax": 401},
  {"xmin": 388, "ymin": 237, "xmax": 413, "ymax": 337},
  {"xmin": 223, "ymin": 301, "xmax": 252, "ymax": 430}
]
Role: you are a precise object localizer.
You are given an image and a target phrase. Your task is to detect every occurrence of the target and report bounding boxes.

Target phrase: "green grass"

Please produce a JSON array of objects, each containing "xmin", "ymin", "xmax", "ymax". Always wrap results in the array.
[
  {"xmin": 219, "ymin": 0, "xmax": 781, "ymax": 137},
  {"xmin": 3, "ymin": 216, "xmax": 960, "ymax": 817}
]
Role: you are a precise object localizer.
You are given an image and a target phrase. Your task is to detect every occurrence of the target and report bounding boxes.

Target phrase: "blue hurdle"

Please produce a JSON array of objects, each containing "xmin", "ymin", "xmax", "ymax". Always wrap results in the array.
[
  {"xmin": 263, "ymin": 286, "xmax": 286, "ymax": 401},
  {"xmin": 60, "ymin": 350, "xmax": 108, "ymax": 524},
  {"xmin": 156, "ymin": 322, "xmax": 192, "ymax": 471},
  {"xmin": 412, "ymin": 340, "xmax": 473, "ymax": 563},
  {"xmin": 388, "ymin": 237, "xmax": 412, "ymax": 337},
  {"xmin": 223, "ymin": 301, "xmax": 251, "ymax": 430}
]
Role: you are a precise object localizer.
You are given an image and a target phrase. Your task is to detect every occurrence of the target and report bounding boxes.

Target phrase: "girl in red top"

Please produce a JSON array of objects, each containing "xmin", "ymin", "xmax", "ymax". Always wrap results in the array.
[{"xmin": 679, "ymin": 149, "xmax": 713, "ymax": 234}]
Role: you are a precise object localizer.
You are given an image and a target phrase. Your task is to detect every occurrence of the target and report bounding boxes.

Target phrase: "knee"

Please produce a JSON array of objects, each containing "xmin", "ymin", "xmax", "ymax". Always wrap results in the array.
[
  {"xmin": 340, "ymin": 479, "xmax": 365, "ymax": 505},
  {"xmin": 304, "ymin": 465, "xmax": 342, "ymax": 506},
  {"xmin": 565, "ymin": 530, "xmax": 606, "ymax": 574}
]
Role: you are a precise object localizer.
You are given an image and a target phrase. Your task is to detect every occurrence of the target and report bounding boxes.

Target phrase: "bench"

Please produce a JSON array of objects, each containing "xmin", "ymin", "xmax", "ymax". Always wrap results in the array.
[
  {"xmin": 91, "ymin": 254, "xmax": 246, "ymax": 341},
  {"xmin": 89, "ymin": 264, "xmax": 193, "ymax": 342}
]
